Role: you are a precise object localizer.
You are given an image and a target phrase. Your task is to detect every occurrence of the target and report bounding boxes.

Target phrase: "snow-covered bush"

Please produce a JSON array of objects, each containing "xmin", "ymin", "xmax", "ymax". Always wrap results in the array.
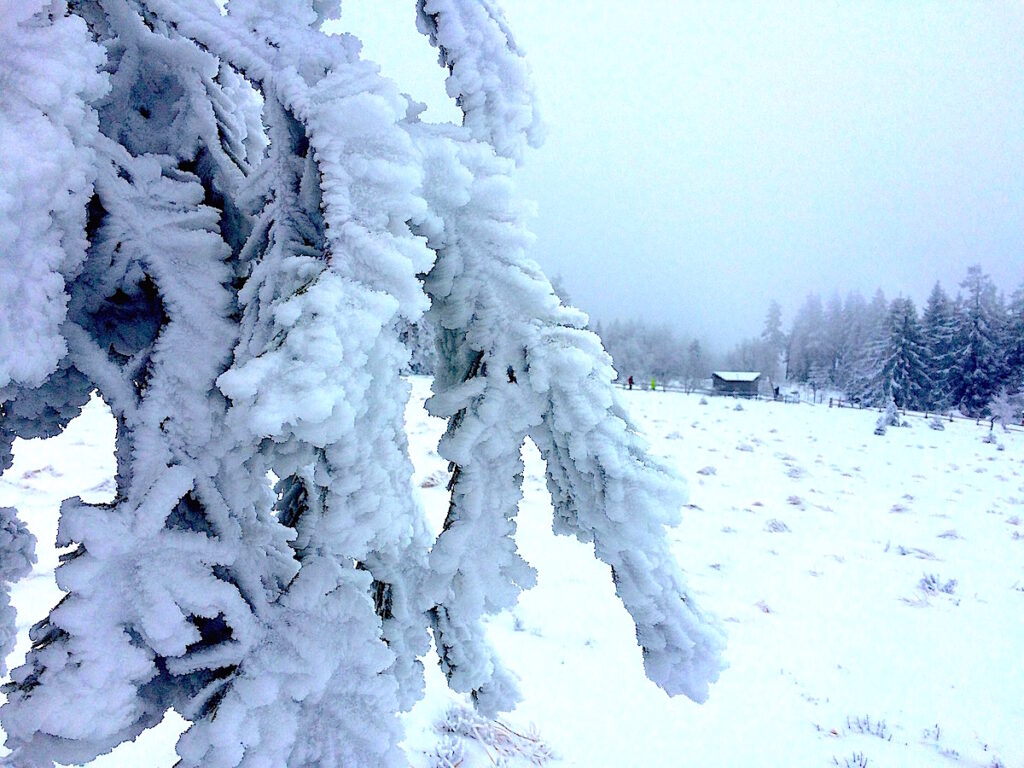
[
  {"xmin": 988, "ymin": 388, "xmax": 1023, "ymax": 431},
  {"xmin": 0, "ymin": 2, "xmax": 723, "ymax": 765},
  {"xmin": 874, "ymin": 398, "xmax": 901, "ymax": 435},
  {"xmin": 919, "ymin": 574, "xmax": 957, "ymax": 596}
]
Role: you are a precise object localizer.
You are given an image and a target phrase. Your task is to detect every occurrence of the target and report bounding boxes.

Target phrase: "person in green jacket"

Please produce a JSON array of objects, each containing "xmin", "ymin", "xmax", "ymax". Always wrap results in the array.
[{"xmin": 650, "ymin": 377, "xmax": 656, "ymax": 391}]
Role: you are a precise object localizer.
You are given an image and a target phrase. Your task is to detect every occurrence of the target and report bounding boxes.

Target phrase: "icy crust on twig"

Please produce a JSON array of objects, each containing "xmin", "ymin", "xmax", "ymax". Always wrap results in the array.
[
  {"xmin": 0, "ymin": 2, "xmax": 722, "ymax": 766},
  {"xmin": 416, "ymin": 0, "xmax": 543, "ymax": 164}
]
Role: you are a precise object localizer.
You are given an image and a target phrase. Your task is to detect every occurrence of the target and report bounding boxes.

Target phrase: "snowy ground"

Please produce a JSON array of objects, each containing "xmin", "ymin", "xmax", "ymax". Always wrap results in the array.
[{"xmin": 2, "ymin": 377, "xmax": 1022, "ymax": 767}]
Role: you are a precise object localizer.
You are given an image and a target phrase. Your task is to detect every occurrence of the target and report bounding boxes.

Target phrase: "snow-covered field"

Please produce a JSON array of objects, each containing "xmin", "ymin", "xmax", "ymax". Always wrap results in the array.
[{"xmin": 2, "ymin": 377, "xmax": 1022, "ymax": 767}]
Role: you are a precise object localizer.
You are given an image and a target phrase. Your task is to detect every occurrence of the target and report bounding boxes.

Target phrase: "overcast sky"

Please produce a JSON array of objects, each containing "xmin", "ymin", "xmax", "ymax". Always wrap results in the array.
[{"xmin": 341, "ymin": 1, "xmax": 1024, "ymax": 348}]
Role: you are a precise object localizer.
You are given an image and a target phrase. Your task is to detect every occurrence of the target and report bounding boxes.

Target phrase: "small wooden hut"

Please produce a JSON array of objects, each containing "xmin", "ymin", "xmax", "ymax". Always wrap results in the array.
[{"xmin": 711, "ymin": 371, "xmax": 761, "ymax": 397}]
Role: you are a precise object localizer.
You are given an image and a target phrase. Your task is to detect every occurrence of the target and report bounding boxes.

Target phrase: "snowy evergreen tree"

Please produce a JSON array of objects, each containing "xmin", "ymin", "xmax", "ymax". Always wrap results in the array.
[
  {"xmin": 786, "ymin": 293, "xmax": 826, "ymax": 383},
  {"xmin": 1003, "ymin": 281, "xmax": 1024, "ymax": 393},
  {"xmin": 845, "ymin": 289, "xmax": 889, "ymax": 405},
  {"xmin": 921, "ymin": 282, "xmax": 957, "ymax": 411},
  {"xmin": 0, "ymin": 2, "xmax": 723, "ymax": 766},
  {"xmin": 684, "ymin": 339, "xmax": 707, "ymax": 392},
  {"xmin": 828, "ymin": 291, "xmax": 867, "ymax": 393},
  {"xmin": 875, "ymin": 297, "xmax": 930, "ymax": 411},
  {"xmin": 760, "ymin": 299, "xmax": 786, "ymax": 382},
  {"xmin": 950, "ymin": 266, "xmax": 1006, "ymax": 416},
  {"xmin": 819, "ymin": 293, "xmax": 847, "ymax": 389}
]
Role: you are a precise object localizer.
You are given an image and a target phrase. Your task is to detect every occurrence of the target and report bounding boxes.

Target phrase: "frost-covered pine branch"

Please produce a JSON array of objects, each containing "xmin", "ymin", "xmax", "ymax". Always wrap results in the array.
[
  {"xmin": 0, "ymin": 2, "xmax": 723, "ymax": 766},
  {"xmin": 414, "ymin": 1, "xmax": 723, "ymax": 709}
]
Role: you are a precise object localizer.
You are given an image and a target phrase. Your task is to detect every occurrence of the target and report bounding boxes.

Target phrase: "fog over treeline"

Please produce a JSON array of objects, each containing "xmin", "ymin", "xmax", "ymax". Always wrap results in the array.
[{"xmin": 588, "ymin": 264, "xmax": 1023, "ymax": 419}]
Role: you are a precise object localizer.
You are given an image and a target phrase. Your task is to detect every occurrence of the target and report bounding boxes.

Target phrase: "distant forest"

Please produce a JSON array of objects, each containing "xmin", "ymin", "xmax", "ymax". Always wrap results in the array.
[
  {"xmin": 403, "ymin": 264, "xmax": 1023, "ymax": 419},
  {"xmin": 603, "ymin": 265, "xmax": 1024, "ymax": 419}
]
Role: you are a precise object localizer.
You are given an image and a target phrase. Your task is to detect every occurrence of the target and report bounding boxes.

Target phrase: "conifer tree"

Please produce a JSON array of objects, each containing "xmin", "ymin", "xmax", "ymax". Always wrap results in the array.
[
  {"xmin": 831, "ymin": 291, "xmax": 868, "ymax": 393},
  {"xmin": 950, "ymin": 266, "xmax": 1006, "ymax": 416},
  {"xmin": 845, "ymin": 289, "xmax": 889, "ymax": 406},
  {"xmin": 921, "ymin": 282, "xmax": 957, "ymax": 411},
  {"xmin": 786, "ymin": 293, "xmax": 825, "ymax": 383},
  {"xmin": 1003, "ymin": 281, "xmax": 1024, "ymax": 393},
  {"xmin": 760, "ymin": 300, "xmax": 786, "ymax": 382},
  {"xmin": 876, "ymin": 298, "xmax": 930, "ymax": 411}
]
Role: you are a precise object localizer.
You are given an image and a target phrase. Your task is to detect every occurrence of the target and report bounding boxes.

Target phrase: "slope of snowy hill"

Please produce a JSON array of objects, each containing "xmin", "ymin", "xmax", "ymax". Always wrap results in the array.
[{"xmin": 2, "ymin": 377, "xmax": 1021, "ymax": 767}]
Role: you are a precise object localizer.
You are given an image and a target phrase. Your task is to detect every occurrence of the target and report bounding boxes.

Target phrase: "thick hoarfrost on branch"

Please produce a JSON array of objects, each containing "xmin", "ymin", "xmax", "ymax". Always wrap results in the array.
[
  {"xmin": 0, "ymin": 1, "xmax": 106, "ymax": 390},
  {"xmin": 0, "ymin": 1, "xmax": 722, "ymax": 766},
  {"xmin": 416, "ymin": 0, "xmax": 543, "ymax": 163},
  {"xmin": 412, "ymin": 124, "xmax": 722, "ymax": 709},
  {"xmin": 0, "ymin": 508, "xmax": 36, "ymax": 679}
]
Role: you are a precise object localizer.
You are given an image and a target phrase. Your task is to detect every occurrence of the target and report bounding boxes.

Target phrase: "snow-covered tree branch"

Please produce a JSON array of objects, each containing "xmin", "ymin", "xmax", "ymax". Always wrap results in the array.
[{"xmin": 0, "ymin": 2, "xmax": 723, "ymax": 765}]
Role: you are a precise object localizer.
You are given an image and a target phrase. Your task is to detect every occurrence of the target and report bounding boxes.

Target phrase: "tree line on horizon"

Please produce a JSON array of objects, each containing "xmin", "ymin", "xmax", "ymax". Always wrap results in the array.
[{"xmin": 753, "ymin": 265, "xmax": 1022, "ymax": 418}]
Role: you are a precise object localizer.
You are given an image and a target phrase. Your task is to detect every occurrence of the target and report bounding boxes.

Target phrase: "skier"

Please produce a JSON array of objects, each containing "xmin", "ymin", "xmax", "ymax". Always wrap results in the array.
[{"xmin": 628, "ymin": 375, "xmax": 633, "ymax": 390}]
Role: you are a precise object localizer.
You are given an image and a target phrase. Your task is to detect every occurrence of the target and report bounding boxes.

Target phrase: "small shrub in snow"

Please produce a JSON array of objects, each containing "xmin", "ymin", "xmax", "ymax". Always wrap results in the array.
[
  {"xmin": 786, "ymin": 495, "xmax": 803, "ymax": 506},
  {"xmin": 833, "ymin": 752, "xmax": 870, "ymax": 768},
  {"xmin": 874, "ymin": 399, "xmax": 901, "ymax": 435},
  {"xmin": 434, "ymin": 705, "xmax": 555, "ymax": 766},
  {"xmin": 699, "ymin": 397, "xmax": 708, "ymax": 405},
  {"xmin": 764, "ymin": 519, "xmax": 790, "ymax": 533},
  {"xmin": 928, "ymin": 417, "xmax": 945, "ymax": 431},
  {"xmin": 893, "ymin": 545, "xmax": 938, "ymax": 560},
  {"xmin": 733, "ymin": 402, "xmax": 744, "ymax": 412},
  {"xmin": 697, "ymin": 466, "xmax": 717, "ymax": 476},
  {"xmin": 919, "ymin": 574, "xmax": 957, "ymax": 595},
  {"xmin": 846, "ymin": 715, "xmax": 892, "ymax": 741},
  {"xmin": 736, "ymin": 443, "xmax": 754, "ymax": 452}
]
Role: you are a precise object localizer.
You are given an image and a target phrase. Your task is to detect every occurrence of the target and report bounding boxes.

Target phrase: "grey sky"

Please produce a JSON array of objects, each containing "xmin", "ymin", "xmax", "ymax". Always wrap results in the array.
[{"xmin": 342, "ymin": 1, "xmax": 1024, "ymax": 348}]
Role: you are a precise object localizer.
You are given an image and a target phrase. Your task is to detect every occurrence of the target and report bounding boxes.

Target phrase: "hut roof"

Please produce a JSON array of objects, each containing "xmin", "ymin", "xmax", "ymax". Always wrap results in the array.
[{"xmin": 712, "ymin": 371, "xmax": 761, "ymax": 382}]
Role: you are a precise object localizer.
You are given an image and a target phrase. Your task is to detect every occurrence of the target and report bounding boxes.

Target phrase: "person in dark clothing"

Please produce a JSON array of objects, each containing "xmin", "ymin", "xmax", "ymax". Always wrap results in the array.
[{"xmin": 628, "ymin": 375, "xmax": 634, "ymax": 390}]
